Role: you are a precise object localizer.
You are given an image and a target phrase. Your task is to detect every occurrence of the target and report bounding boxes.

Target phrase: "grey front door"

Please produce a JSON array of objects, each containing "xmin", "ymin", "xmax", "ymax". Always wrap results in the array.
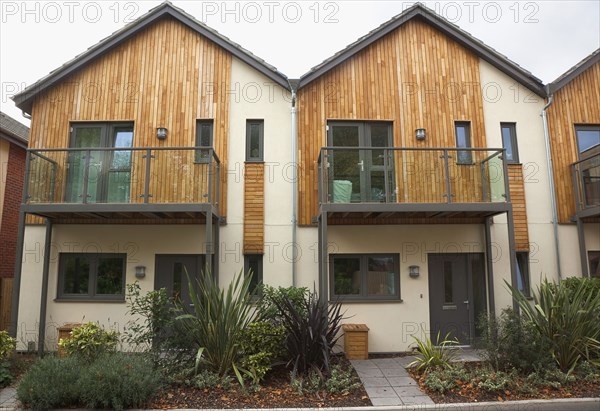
[
  {"xmin": 428, "ymin": 253, "xmax": 486, "ymax": 345},
  {"xmin": 155, "ymin": 255, "xmax": 204, "ymax": 308}
]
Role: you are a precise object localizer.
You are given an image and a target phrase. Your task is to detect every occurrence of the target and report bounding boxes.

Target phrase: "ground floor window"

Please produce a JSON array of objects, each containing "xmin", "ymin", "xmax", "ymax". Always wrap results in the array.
[
  {"xmin": 57, "ymin": 253, "xmax": 126, "ymax": 300},
  {"xmin": 244, "ymin": 254, "xmax": 263, "ymax": 294},
  {"xmin": 589, "ymin": 251, "xmax": 600, "ymax": 279},
  {"xmin": 516, "ymin": 252, "xmax": 531, "ymax": 297},
  {"xmin": 330, "ymin": 254, "xmax": 400, "ymax": 300}
]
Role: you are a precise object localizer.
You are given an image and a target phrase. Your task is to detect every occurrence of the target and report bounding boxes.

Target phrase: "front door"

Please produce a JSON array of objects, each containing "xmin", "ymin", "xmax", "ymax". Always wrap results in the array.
[
  {"xmin": 155, "ymin": 255, "xmax": 204, "ymax": 308},
  {"xmin": 428, "ymin": 253, "xmax": 486, "ymax": 345},
  {"xmin": 327, "ymin": 122, "xmax": 394, "ymax": 203}
]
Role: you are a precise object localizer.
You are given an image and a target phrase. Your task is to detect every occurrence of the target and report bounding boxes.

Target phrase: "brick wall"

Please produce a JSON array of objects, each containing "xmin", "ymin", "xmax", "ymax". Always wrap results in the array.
[{"xmin": 0, "ymin": 143, "xmax": 25, "ymax": 278}]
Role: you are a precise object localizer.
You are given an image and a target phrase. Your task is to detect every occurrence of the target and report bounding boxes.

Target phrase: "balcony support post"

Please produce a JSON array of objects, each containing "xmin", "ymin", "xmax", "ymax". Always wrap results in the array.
[
  {"xmin": 506, "ymin": 207, "xmax": 519, "ymax": 312},
  {"xmin": 576, "ymin": 216, "xmax": 589, "ymax": 277},
  {"xmin": 38, "ymin": 219, "xmax": 53, "ymax": 356},
  {"xmin": 205, "ymin": 213, "xmax": 213, "ymax": 278},
  {"xmin": 143, "ymin": 149, "xmax": 152, "ymax": 203},
  {"xmin": 9, "ymin": 211, "xmax": 27, "ymax": 338},
  {"xmin": 484, "ymin": 217, "xmax": 496, "ymax": 318},
  {"xmin": 318, "ymin": 211, "xmax": 328, "ymax": 304},
  {"xmin": 443, "ymin": 149, "xmax": 452, "ymax": 203}
]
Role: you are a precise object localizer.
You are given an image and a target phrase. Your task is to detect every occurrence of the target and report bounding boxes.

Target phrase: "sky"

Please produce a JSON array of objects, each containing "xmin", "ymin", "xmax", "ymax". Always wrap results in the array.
[{"xmin": 1, "ymin": 0, "xmax": 599, "ymax": 127}]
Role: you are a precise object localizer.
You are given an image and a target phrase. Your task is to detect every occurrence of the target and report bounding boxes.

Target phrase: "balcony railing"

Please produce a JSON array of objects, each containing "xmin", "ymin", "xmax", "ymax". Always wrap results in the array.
[
  {"xmin": 318, "ymin": 147, "xmax": 508, "ymax": 205},
  {"xmin": 24, "ymin": 147, "xmax": 220, "ymax": 208},
  {"xmin": 572, "ymin": 151, "xmax": 600, "ymax": 213}
]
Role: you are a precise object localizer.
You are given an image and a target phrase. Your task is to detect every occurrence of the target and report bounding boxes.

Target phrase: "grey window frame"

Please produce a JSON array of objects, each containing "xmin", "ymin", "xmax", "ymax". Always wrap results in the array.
[
  {"xmin": 575, "ymin": 125, "xmax": 600, "ymax": 157},
  {"xmin": 245, "ymin": 119, "xmax": 264, "ymax": 162},
  {"xmin": 454, "ymin": 121, "xmax": 473, "ymax": 165},
  {"xmin": 195, "ymin": 119, "xmax": 214, "ymax": 163},
  {"xmin": 330, "ymin": 253, "xmax": 400, "ymax": 301},
  {"xmin": 500, "ymin": 122, "xmax": 519, "ymax": 163},
  {"xmin": 57, "ymin": 253, "xmax": 127, "ymax": 301},
  {"xmin": 244, "ymin": 254, "xmax": 263, "ymax": 294},
  {"xmin": 516, "ymin": 252, "xmax": 531, "ymax": 297}
]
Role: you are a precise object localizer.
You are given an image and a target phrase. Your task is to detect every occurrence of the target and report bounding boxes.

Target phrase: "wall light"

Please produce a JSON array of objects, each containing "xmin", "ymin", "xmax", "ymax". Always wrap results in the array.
[
  {"xmin": 415, "ymin": 128, "xmax": 426, "ymax": 140},
  {"xmin": 135, "ymin": 266, "xmax": 146, "ymax": 279},
  {"xmin": 409, "ymin": 265, "xmax": 420, "ymax": 278},
  {"xmin": 156, "ymin": 127, "xmax": 167, "ymax": 140}
]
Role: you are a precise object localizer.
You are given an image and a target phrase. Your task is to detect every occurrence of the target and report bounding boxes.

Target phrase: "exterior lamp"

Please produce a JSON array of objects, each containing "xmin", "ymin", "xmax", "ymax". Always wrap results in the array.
[
  {"xmin": 415, "ymin": 128, "xmax": 426, "ymax": 140},
  {"xmin": 156, "ymin": 127, "xmax": 168, "ymax": 140},
  {"xmin": 409, "ymin": 265, "xmax": 420, "ymax": 278},
  {"xmin": 135, "ymin": 266, "xmax": 146, "ymax": 279}
]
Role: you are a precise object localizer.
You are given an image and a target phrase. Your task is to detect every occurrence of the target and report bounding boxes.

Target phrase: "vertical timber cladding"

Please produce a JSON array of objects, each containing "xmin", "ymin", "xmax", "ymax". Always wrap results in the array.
[
  {"xmin": 243, "ymin": 163, "xmax": 265, "ymax": 253},
  {"xmin": 297, "ymin": 19, "xmax": 487, "ymax": 225},
  {"xmin": 508, "ymin": 164, "xmax": 530, "ymax": 251},
  {"xmin": 547, "ymin": 61, "xmax": 600, "ymax": 223},
  {"xmin": 26, "ymin": 17, "xmax": 232, "ymax": 217}
]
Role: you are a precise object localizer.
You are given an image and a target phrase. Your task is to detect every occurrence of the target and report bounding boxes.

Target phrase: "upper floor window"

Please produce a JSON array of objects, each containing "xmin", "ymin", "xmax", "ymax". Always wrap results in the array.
[
  {"xmin": 57, "ymin": 253, "xmax": 126, "ymax": 301},
  {"xmin": 575, "ymin": 125, "xmax": 600, "ymax": 157},
  {"xmin": 501, "ymin": 123, "xmax": 519, "ymax": 163},
  {"xmin": 195, "ymin": 120, "xmax": 214, "ymax": 163},
  {"xmin": 455, "ymin": 121, "xmax": 472, "ymax": 164},
  {"xmin": 246, "ymin": 120, "xmax": 264, "ymax": 162}
]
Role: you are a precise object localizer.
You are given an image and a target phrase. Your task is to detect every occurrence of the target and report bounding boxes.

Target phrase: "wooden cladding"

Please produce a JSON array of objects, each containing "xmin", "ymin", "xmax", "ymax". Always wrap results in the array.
[
  {"xmin": 547, "ymin": 61, "xmax": 600, "ymax": 223},
  {"xmin": 243, "ymin": 163, "xmax": 264, "ymax": 253},
  {"xmin": 27, "ymin": 17, "xmax": 231, "ymax": 217},
  {"xmin": 297, "ymin": 19, "xmax": 487, "ymax": 225},
  {"xmin": 508, "ymin": 164, "xmax": 529, "ymax": 251}
]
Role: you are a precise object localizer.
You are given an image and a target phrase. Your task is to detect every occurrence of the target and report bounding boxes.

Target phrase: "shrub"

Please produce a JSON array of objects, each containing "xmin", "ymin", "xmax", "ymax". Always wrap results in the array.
[
  {"xmin": 17, "ymin": 356, "xmax": 81, "ymax": 410},
  {"xmin": 409, "ymin": 331, "xmax": 458, "ymax": 371},
  {"xmin": 59, "ymin": 322, "xmax": 119, "ymax": 360},
  {"xmin": 176, "ymin": 268, "xmax": 257, "ymax": 381},
  {"xmin": 240, "ymin": 321, "xmax": 286, "ymax": 383},
  {"xmin": 422, "ymin": 365, "xmax": 468, "ymax": 393},
  {"xmin": 476, "ymin": 309, "xmax": 553, "ymax": 372},
  {"xmin": 0, "ymin": 331, "xmax": 16, "ymax": 360},
  {"xmin": 256, "ymin": 285, "xmax": 309, "ymax": 324},
  {"xmin": 509, "ymin": 278, "xmax": 600, "ymax": 373},
  {"xmin": 272, "ymin": 291, "xmax": 344, "ymax": 375},
  {"xmin": 78, "ymin": 353, "xmax": 162, "ymax": 410},
  {"xmin": 325, "ymin": 363, "xmax": 361, "ymax": 394},
  {"xmin": 474, "ymin": 368, "xmax": 516, "ymax": 392},
  {"xmin": 289, "ymin": 364, "xmax": 359, "ymax": 398}
]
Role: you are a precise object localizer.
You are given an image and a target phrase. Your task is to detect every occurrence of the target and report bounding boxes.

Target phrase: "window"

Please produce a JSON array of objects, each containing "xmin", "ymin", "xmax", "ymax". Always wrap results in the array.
[
  {"xmin": 330, "ymin": 254, "xmax": 400, "ymax": 300},
  {"xmin": 588, "ymin": 251, "xmax": 600, "ymax": 279},
  {"xmin": 575, "ymin": 125, "xmax": 600, "ymax": 156},
  {"xmin": 455, "ymin": 121, "xmax": 472, "ymax": 164},
  {"xmin": 516, "ymin": 252, "xmax": 531, "ymax": 297},
  {"xmin": 244, "ymin": 254, "xmax": 263, "ymax": 293},
  {"xmin": 501, "ymin": 123, "xmax": 519, "ymax": 163},
  {"xmin": 195, "ymin": 120, "xmax": 213, "ymax": 163},
  {"xmin": 246, "ymin": 120, "xmax": 264, "ymax": 161},
  {"xmin": 57, "ymin": 253, "xmax": 126, "ymax": 300}
]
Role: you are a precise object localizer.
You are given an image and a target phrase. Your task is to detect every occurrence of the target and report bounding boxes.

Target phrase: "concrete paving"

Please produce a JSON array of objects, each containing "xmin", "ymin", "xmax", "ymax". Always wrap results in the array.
[{"xmin": 0, "ymin": 387, "xmax": 18, "ymax": 410}]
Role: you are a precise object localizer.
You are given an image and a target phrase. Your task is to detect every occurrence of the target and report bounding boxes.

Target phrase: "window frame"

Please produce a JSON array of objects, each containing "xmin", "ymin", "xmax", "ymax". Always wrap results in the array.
[
  {"xmin": 329, "ymin": 253, "xmax": 401, "ymax": 301},
  {"xmin": 454, "ymin": 121, "xmax": 473, "ymax": 165},
  {"xmin": 57, "ymin": 253, "xmax": 127, "ymax": 301},
  {"xmin": 245, "ymin": 119, "xmax": 264, "ymax": 162},
  {"xmin": 575, "ymin": 125, "xmax": 600, "ymax": 158},
  {"xmin": 516, "ymin": 252, "xmax": 531, "ymax": 297},
  {"xmin": 500, "ymin": 122, "xmax": 519, "ymax": 163},
  {"xmin": 243, "ymin": 254, "xmax": 263, "ymax": 294},
  {"xmin": 588, "ymin": 250, "xmax": 600, "ymax": 279},
  {"xmin": 195, "ymin": 119, "xmax": 214, "ymax": 163}
]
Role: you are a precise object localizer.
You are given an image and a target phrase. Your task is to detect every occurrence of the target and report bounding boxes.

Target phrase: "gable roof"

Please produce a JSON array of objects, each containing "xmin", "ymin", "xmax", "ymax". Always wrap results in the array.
[
  {"xmin": 548, "ymin": 48, "xmax": 600, "ymax": 94},
  {"xmin": 13, "ymin": 1, "xmax": 290, "ymax": 114},
  {"xmin": 0, "ymin": 111, "xmax": 29, "ymax": 148},
  {"xmin": 297, "ymin": 3, "xmax": 546, "ymax": 97}
]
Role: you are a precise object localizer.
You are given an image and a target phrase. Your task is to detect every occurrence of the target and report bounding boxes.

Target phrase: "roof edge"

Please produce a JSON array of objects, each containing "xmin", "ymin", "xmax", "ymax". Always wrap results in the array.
[{"xmin": 548, "ymin": 48, "xmax": 600, "ymax": 94}]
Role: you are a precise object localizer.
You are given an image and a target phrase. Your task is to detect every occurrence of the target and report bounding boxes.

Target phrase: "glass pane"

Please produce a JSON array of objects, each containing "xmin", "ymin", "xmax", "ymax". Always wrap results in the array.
[
  {"xmin": 97, "ymin": 257, "xmax": 124, "ymax": 295},
  {"xmin": 368, "ymin": 170, "xmax": 386, "ymax": 202},
  {"xmin": 246, "ymin": 255, "xmax": 261, "ymax": 293},
  {"xmin": 196, "ymin": 123, "xmax": 213, "ymax": 162},
  {"xmin": 455, "ymin": 124, "xmax": 472, "ymax": 164},
  {"xmin": 577, "ymin": 128, "xmax": 600, "ymax": 154},
  {"xmin": 173, "ymin": 262, "xmax": 183, "ymax": 300},
  {"xmin": 366, "ymin": 256, "xmax": 395, "ymax": 296},
  {"xmin": 107, "ymin": 172, "xmax": 131, "ymax": 203},
  {"xmin": 443, "ymin": 261, "xmax": 453, "ymax": 303},
  {"xmin": 369, "ymin": 124, "xmax": 390, "ymax": 166},
  {"xmin": 501, "ymin": 126, "xmax": 514, "ymax": 161},
  {"xmin": 67, "ymin": 127, "xmax": 102, "ymax": 203},
  {"xmin": 588, "ymin": 251, "xmax": 600, "ymax": 279},
  {"xmin": 111, "ymin": 128, "xmax": 133, "ymax": 169},
  {"xmin": 331, "ymin": 125, "xmax": 361, "ymax": 202},
  {"xmin": 85, "ymin": 150, "xmax": 103, "ymax": 203},
  {"xmin": 333, "ymin": 257, "xmax": 361, "ymax": 295},
  {"xmin": 62, "ymin": 255, "xmax": 90, "ymax": 295},
  {"xmin": 516, "ymin": 253, "xmax": 530, "ymax": 295},
  {"xmin": 249, "ymin": 123, "xmax": 261, "ymax": 159}
]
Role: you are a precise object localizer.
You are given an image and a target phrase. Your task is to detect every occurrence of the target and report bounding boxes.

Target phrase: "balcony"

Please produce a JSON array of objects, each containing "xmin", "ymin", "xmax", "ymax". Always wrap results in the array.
[
  {"xmin": 317, "ymin": 147, "xmax": 510, "ymax": 221},
  {"xmin": 22, "ymin": 147, "xmax": 220, "ymax": 221},
  {"xmin": 572, "ymin": 151, "xmax": 600, "ymax": 220}
]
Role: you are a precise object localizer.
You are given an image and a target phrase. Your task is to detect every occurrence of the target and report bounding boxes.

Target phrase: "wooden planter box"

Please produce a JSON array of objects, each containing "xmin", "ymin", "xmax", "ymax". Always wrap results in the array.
[
  {"xmin": 57, "ymin": 323, "xmax": 81, "ymax": 357},
  {"xmin": 342, "ymin": 324, "xmax": 369, "ymax": 360}
]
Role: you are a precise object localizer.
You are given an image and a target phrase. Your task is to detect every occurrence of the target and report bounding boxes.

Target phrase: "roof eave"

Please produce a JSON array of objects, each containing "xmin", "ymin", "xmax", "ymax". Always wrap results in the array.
[{"xmin": 548, "ymin": 49, "xmax": 600, "ymax": 94}]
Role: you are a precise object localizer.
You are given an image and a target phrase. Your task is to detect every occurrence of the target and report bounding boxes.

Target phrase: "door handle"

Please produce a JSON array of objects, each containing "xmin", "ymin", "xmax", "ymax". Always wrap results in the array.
[
  {"xmin": 463, "ymin": 300, "xmax": 470, "ymax": 310},
  {"xmin": 358, "ymin": 160, "xmax": 364, "ymax": 171}
]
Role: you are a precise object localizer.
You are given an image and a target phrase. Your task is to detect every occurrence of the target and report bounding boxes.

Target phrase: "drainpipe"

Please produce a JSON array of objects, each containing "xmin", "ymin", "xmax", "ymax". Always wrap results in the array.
[
  {"xmin": 541, "ymin": 92, "xmax": 562, "ymax": 281},
  {"xmin": 289, "ymin": 83, "xmax": 298, "ymax": 287}
]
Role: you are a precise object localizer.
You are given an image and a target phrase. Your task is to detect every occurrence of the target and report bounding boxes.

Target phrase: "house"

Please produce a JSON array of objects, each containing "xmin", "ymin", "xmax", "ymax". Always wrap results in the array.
[
  {"xmin": 0, "ymin": 111, "xmax": 29, "ymax": 330},
  {"xmin": 545, "ymin": 49, "xmax": 600, "ymax": 279},
  {"xmin": 9, "ymin": 2, "xmax": 596, "ymax": 354}
]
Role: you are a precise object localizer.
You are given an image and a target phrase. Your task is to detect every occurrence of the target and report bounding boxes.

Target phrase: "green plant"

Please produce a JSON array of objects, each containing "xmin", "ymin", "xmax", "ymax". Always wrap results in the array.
[
  {"xmin": 474, "ymin": 368, "xmax": 516, "ymax": 392},
  {"xmin": 240, "ymin": 321, "xmax": 286, "ymax": 383},
  {"xmin": 325, "ymin": 363, "xmax": 361, "ymax": 394},
  {"xmin": 256, "ymin": 285, "xmax": 309, "ymax": 324},
  {"xmin": 17, "ymin": 356, "xmax": 81, "ymax": 410},
  {"xmin": 422, "ymin": 365, "xmax": 467, "ymax": 393},
  {"xmin": 176, "ymin": 268, "xmax": 257, "ymax": 384},
  {"xmin": 409, "ymin": 331, "xmax": 459, "ymax": 371},
  {"xmin": 0, "ymin": 331, "xmax": 16, "ymax": 360},
  {"xmin": 78, "ymin": 353, "xmax": 162, "ymax": 410},
  {"xmin": 186, "ymin": 369, "xmax": 233, "ymax": 389},
  {"xmin": 272, "ymin": 291, "xmax": 344, "ymax": 375},
  {"xmin": 509, "ymin": 278, "xmax": 600, "ymax": 373},
  {"xmin": 58, "ymin": 322, "xmax": 119, "ymax": 360}
]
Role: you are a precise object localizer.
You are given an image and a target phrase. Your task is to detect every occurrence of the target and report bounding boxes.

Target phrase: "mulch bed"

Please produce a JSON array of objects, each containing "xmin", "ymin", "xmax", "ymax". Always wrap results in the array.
[
  {"xmin": 409, "ymin": 364, "xmax": 600, "ymax": 404},
  {"xmin": 149, "ymin": 357, "xmax": 371, "ymax": 409}
]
